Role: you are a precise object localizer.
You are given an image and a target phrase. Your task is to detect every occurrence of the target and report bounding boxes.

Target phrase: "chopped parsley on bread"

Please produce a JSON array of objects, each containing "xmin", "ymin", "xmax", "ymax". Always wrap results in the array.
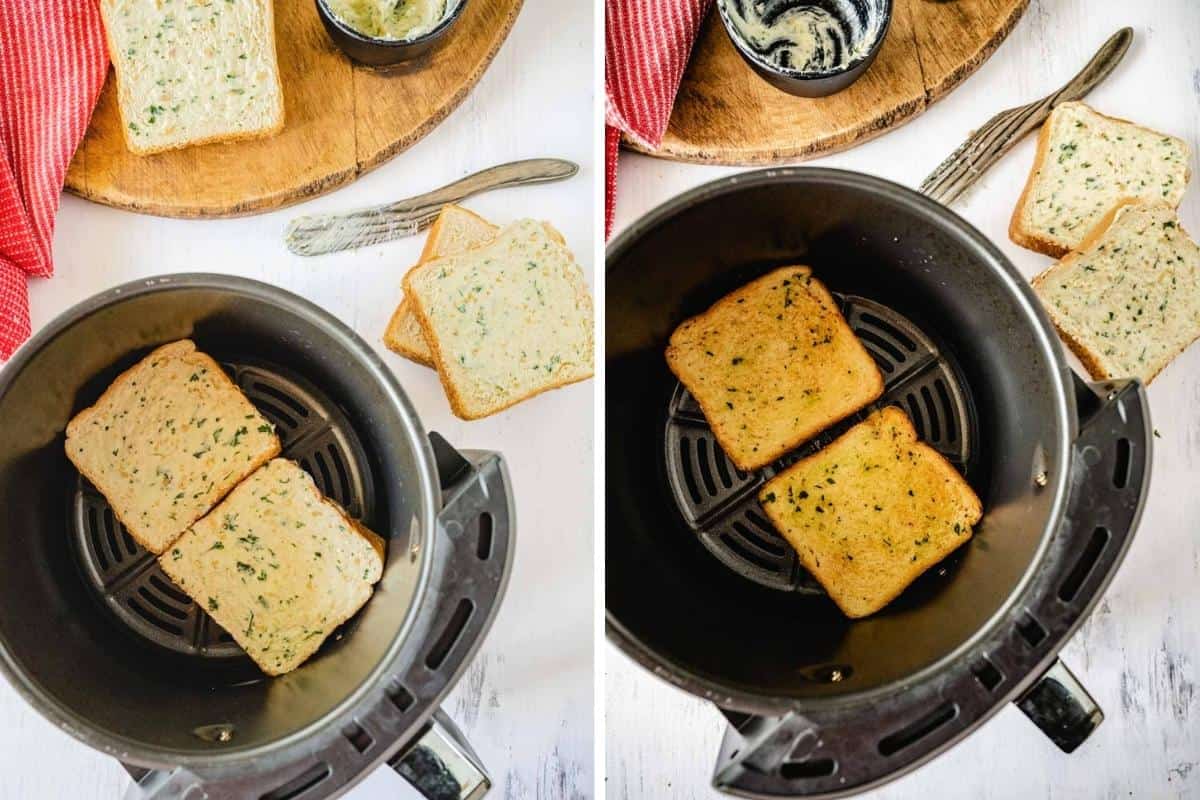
[
  {"xmin": 403, "ymin": 219, "xmax": 594, "ymax": 419},
  {"xmin": 100, "ymin": 0, "xmax": 285, "ymax": 155},
  {"xmin": 1032, "ymin": 202, "xmax": 1200, "ymax": 385},
  {"xmin": 384, "ymin": 205, "xmax": 499, "ymax": 367},
  {"xmin": 666, "ymin": 266, "xmax": 883, "ymax": 471},
  {"xmin": 1011, "ymin": 102, "xmax": 1190, "ymax": 257},
  {"xmin": 759, "ymin": 406, "xmax": 982, "ymax": 618},
  {"xmin": 159, "ymin": 459, "xmax": 384, "ymax": 676},
  {"xmin": 65, "ymin": 340, "xmax": 281, "ymax": 554}
]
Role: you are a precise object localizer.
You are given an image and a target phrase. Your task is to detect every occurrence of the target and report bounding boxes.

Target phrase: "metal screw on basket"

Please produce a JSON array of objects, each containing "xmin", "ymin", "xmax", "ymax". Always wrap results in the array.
[{"xmin": 1035, "ymin": 471, "xmax": 1049, "ymax": 488}]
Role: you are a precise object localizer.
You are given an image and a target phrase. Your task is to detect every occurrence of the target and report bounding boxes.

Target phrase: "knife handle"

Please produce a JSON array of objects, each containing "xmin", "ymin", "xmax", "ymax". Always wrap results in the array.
[{"xmin": 382, "ymin": 158, "xmax": 580, "ymax": 217}]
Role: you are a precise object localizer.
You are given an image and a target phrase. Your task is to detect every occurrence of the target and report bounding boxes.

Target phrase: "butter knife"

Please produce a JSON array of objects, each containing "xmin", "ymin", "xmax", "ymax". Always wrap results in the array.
[
  {"xmin": 920, "ymin": 27, "xmax": 1133, "ymax": 206},
  {"xmin": 285, "ymin": 158, "xmax": 579, "ymax": 256}
]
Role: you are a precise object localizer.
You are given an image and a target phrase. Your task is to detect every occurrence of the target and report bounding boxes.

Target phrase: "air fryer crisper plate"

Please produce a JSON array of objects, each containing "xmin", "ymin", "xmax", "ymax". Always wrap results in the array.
[
  {"xmin": 71, "ymin": 359, "xmax": 375, "ymax": 660},
  {"xmin": 664, "ymin": 294, "xmax": 977, "ymax": 593}
]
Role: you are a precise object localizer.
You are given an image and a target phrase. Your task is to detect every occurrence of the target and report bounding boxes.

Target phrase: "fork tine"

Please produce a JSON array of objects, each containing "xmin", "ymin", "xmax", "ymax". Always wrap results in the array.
[
  {"xmin": 921, "ymin": 103, "xmax": 1033, "ymax": 199},
  {"xmin": 920, "ymin": 106, "xmax": 1025, "ymax": 194}
]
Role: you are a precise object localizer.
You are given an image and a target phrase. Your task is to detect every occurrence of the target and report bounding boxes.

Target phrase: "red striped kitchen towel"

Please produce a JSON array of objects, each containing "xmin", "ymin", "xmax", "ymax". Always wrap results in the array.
[
  {"xmin": 0, "ymin": 1, "xmax": 109, "ymax": 360},
  {"xmin": 605, "ymin": 0, "xmax": 712, "ymax": 237}
]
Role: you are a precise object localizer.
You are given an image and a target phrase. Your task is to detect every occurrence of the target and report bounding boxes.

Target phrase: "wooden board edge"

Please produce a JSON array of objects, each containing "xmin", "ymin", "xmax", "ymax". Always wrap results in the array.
[
  {"xmin": 922, "ymin": 0, "xmax": 1031, "ymax": 103},
  {"xmin": 622, "ymin": 92, "xmax": 927, "ymax": 166},
  {"xmin": 62, "ymin": 0, "xmax": 525, "ymax": 220},
  {"xmin": 64, "ymin": 163, "xmax": 360, "ymax": 219},
  {"xmin": 356, "ymin": 0, "xmax": 525, "ymax": 174},
  {"xmin": 629, "ymin": 0, "xmax": 1029, "ymax": 166}
]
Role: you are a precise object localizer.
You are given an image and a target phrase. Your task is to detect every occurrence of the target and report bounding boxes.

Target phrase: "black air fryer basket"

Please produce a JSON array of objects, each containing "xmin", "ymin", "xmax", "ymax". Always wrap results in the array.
[
  {"xmin": 606, "ymin": 169, "xmax": 1152, "ymax": 797},
  {"xmin": 0, "ymin": 275, "xmax": 515, "ymax": 800}
]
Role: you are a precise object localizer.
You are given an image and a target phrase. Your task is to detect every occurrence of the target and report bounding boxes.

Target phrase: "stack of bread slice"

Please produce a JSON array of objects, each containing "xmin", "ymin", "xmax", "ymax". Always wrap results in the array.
[
  {"xmin": 66, "ymin": 341, "xmax": 383, "ymax": 675},
  {"xmin": 384, "ymin": 205, "xmax": 595, "ymax": 419},
  {"xmin": 1014, "ymin": 102, "xmax": 1199, "ymax": 385}
]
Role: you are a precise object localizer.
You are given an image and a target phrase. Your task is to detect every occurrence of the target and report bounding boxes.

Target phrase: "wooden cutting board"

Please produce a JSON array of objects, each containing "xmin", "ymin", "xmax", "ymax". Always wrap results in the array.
[
  {"xmin": 64, "ymin": 0, "xmax": 523, "ymax": 218},
  {"xmin": 625, "ymin": 0, "xmax": 1029, "ymax": 165}
]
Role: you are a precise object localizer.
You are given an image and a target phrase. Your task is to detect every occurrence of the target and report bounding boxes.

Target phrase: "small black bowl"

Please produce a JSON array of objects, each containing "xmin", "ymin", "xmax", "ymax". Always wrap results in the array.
[
  {"xmin": 716, "ymin": 0, "xmax": 893, "ymax": 98},
  {"xmin": 315, "ymin": 0, "xmax": 468, "ymax": 67}
]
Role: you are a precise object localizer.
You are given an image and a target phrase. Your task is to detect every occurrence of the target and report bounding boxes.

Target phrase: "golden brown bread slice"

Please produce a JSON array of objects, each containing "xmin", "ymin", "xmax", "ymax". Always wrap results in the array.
[
  {"xmin": 1031, "ymin": 202, "xmax": 1200, "ymax": 385},
  {"xmin": 384, "ymin": 205, "xmax": 499, "ymax": 367},
  {"xmin": 65, "ymin": 340, "xmax": 281, "ymax": 554},
  {"xmin": 159, "ymin": 459, "xmax": 385, "ymax": 676},
  {"xmin": 758, "ymin": 406, "xmax": 982, "ymax": 618},
  {"xmin": 665, "ymin": 266, "xmax": 883, "ymax": 471}
]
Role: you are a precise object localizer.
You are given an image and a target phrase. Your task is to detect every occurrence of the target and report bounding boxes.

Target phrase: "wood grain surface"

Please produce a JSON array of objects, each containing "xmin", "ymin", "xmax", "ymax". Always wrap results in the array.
[
  {"xmin": 64, "ymin": 0, "xmax": 523, "ymax": 218},
  {"xmin": 624, "ymin": 0, "xmax": 1029, "ymax": 165}
]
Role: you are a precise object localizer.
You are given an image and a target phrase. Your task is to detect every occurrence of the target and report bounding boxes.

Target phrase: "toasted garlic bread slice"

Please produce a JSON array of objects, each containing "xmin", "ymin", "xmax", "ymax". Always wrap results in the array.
[
  {"xmin": 759, "ymin": 407, "xmax": 981, "ymax": 618},
  {"xmin": 666, "ymin": 266, "xmax": 883, "ymax": 471}
]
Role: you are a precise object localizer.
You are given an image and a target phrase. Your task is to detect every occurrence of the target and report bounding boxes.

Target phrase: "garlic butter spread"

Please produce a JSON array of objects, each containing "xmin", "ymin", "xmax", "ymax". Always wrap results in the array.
[
  {"xmin": 720, "ymin": 0, "xmax": 884, "ymax": 73},
  {"xmin": 326, "ymin": 0, "xmax": 449, "ymax": 41}
]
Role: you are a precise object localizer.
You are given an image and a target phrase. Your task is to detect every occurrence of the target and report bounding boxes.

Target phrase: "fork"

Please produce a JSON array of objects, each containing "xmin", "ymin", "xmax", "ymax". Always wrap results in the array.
[{"xmin": 920, "ymin": 27, "xmax": 1133, "ymax": 206}]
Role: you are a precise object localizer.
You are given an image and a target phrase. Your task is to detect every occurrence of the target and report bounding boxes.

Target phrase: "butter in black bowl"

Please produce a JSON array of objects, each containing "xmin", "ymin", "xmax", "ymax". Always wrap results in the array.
[
  {"xmin": 716, "ymin": 0, "xmax": 893, "ymax": 98},
  {"xmin": 316, "ymin": 0, "xmax": 467, "ymax": 67}
]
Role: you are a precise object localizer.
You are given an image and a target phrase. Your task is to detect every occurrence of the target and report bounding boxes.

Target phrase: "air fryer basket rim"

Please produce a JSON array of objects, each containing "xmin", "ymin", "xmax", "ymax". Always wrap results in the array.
[
  {"xmin": 0, "ymin": 273, "xmax": 443, "ymax": 769},
  {"xmin": 604, "ymin": 167, "xmax": 1081, "ymax": 713}
]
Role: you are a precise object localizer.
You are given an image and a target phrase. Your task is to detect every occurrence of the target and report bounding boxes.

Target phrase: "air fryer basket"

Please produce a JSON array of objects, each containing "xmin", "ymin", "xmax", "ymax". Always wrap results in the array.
[
  {"xmin": 606, "ymin": 170, "xmax": 1152, "ymax": 797},
  {"xmin": 0, "ymin": 275, "xmax": 515, "ymax": 800}
]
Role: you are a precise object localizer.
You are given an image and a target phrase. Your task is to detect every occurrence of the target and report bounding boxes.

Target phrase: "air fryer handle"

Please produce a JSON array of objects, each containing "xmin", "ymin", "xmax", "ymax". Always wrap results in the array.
[
  {"xmin": 707, "ymin": 377, "xmax": 1151, "ymax": 797},
  {"xmin": 1016, "ymin": 659, "xmax": 1103, "ymax": 752},
  {"xmin": 390, "ymin": 710, "xmax": 491, "ymax": 800},
  {"xmin": 1005, "ymin": 376, "xmax": 1150, "ymax": 753},
  {"xmin": 383, "ymin": 433, "xmax": 516, "ymax": 799}
]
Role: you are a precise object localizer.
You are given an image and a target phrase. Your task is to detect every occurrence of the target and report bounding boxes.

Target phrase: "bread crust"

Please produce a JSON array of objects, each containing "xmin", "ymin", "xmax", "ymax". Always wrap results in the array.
[
  {"xmin": 99, "ymin": 0, "xmax": 285, "ymax": 157},
  {"xmin": 403, "ymin": 221, "xmax": 594, "ymax": 420},
  {"xmin": 384, "ymin": 205, "xmax": 498, "ymax": 367},
  {"xmin": 1009, "ymin": 109, "xmax": 1068, "ymax": 257},
  {"xmin": 383, "ymin": 298, "xmax": 437, "ymax": 367},
  {"xmin": 65, "ymin": 340, "xmax": 282, "ymax": 554},
  {"xmin": 665, "ymin": 266, "xmax": 884, "ymax": 472},
  {"xmin": 1010, "ymin": 102, "xmax": 1192, "ymax": 257}
]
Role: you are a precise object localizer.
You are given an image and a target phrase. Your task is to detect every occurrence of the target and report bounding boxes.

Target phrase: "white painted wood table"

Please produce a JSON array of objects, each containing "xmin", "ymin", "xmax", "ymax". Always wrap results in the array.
[
  {"xmin": 0, "ymin": 1, "xmax": 594, "ymax": 798},
  {"xmin": 607, "ymin": 1, "xmax": 1199, "ymax": 797}
]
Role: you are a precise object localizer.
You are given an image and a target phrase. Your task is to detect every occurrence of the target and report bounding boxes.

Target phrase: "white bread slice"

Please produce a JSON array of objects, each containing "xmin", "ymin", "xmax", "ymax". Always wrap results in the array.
[
  {"xmin": 759, "ymin": 406, "xmax": 981, "ymax": 618},
  {"xmin": 1032, "ymin": 202, "xmax": 1200, "ymax": 385},
  {"xmin": 384, "ymin": 205, "xmax": 499, "ymax": 367},
  {"xmin": 666, "ymin": 266, "xmax": 884, "ymax": 471},
  {"xmin": 1011, "ymin": 102, "xmax": 1190, "ymax": 257},
  {"xmin": 65, "ymin": 341, "xmax": 282, "ymax": 554},
  {"xmin": 159, "ymin": 459, "xmax": 385, "ymax": 676},
  {"xmin": 404, "ymin": 219, "xmax": 594, "ymax": 419},
  {"xmin": 100, "ymin": 0, "xmax": 285, "ymax": 155}
]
